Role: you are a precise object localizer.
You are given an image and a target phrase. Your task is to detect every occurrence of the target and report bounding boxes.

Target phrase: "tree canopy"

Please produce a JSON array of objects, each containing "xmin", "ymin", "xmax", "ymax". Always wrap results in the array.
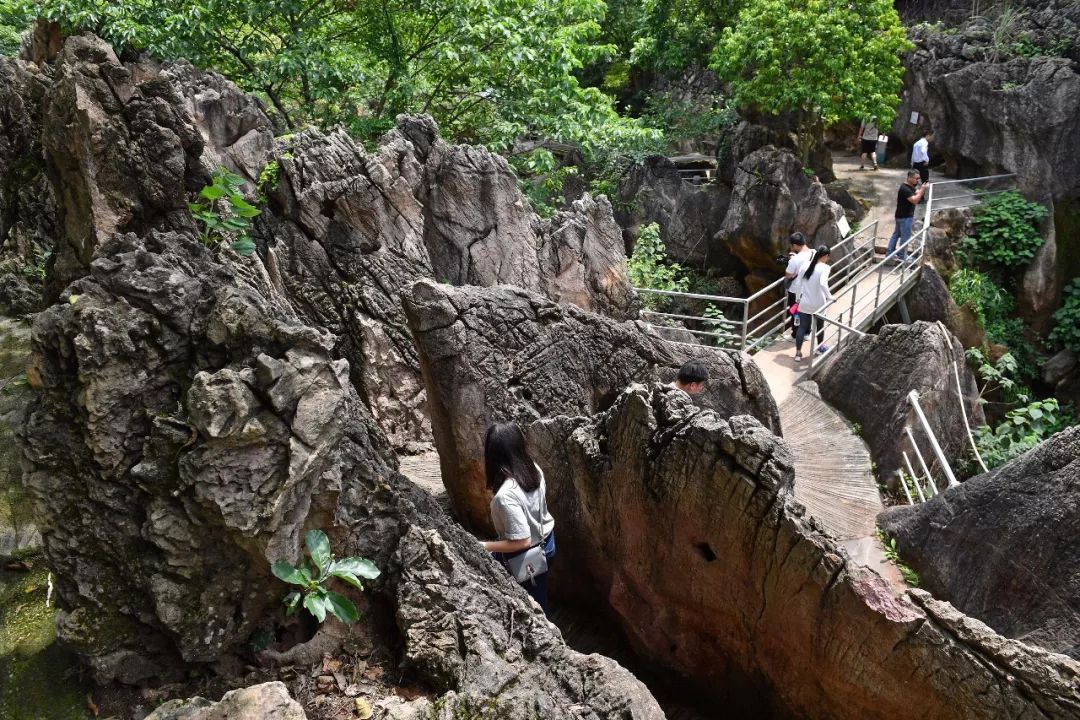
[
  {"xmin": 12, "ymin": 0, "xmax": 658, "ymax": 154},
  {"xmin": 710, "ymin": 0, "xmax": 912, "ymax": 128}
]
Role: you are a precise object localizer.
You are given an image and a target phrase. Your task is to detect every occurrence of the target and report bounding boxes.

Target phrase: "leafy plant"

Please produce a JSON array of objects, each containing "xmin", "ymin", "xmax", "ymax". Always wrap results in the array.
[
  {"xmin": 22, "ymin": 249, "xmax": 51, "ymax": 282},
  {"xmin": 971, "ymin": 398, "xmax": 1071, "ymax": 470},
  {"xmin": 850, "ymin": 422, "xmax": 862, "ymax": 437},
  {"xmin": 271, "ymin": 529, "xmax": 380, "ymax": 625},
  {"xmin": 256, "ymin": 160, "xmax": 281, "ymax": 201},
  {"xmin": 966, "ymin": 348, "xmax": 1029, "ymax": 406},
  {"xmin": 628, "ymin": 223, "xmax": 688, "ymax": 310},
  {"xmin": 949, "ymin": 269, "xmax": 1038, "ymax": 381},
  {"xmin": 876, "ymin": 528, "xmax": 920, "ymax": 587},
  {"xmin": 189, "ymin": 168, "xmax": 260, "ymax": 256},
  {"xmin": 1049, "ymin": 277, "xmax": 1080, "ymax": 353},
  {"xmin": 961, "ymin": 191, "xmax": 1048, "ymax": 270},
  {"xmin": 509, "ymin": 149, "xmax": 579, "ymax": 219}
]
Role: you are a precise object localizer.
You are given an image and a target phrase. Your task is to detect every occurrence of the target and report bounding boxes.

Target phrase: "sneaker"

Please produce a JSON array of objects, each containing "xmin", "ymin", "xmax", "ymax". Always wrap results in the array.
[
  {"xmin": 816, "ymin": 344, "xmax": 830, "ymax": 355},
  {"xmin": 858, "ymin": 165, "xmax": 865, "ymax": 170},
  {"xmin": 794, "ymin": 353, "xmax": 804, "ymax": 362},
  {"xmin": 871, "ymin": 165, "xmax": 879, "ymax": 171}
]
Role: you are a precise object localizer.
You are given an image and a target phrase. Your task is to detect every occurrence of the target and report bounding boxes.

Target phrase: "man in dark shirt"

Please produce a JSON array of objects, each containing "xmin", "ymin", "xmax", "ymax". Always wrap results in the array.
[{"xmin": 886, "ymin": 170, "xmax": 928, "ymax": 262}]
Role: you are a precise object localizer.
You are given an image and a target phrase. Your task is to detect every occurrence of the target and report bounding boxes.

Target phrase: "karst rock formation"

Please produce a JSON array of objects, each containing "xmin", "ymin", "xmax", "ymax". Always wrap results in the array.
[{"xmin": 4, "ymin": 31, "xmax": 664, "ymax": 716}]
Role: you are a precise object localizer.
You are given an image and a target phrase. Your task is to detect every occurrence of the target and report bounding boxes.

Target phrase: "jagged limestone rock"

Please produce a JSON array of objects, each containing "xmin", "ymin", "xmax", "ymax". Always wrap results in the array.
[
  {"xmin": 144, "ymin": 682, "xmax": 306, "ymax": 720},
  {"xmin": 817, "ymin": 321, "xmax": 984, "ymax": 480},
  {"xmin": 881, "ymin": 426, "xmax": 1080, "ymax": 659},
  {"xmin": 402, "ymin": 278, "xmax": 780, "ymax": 531}
]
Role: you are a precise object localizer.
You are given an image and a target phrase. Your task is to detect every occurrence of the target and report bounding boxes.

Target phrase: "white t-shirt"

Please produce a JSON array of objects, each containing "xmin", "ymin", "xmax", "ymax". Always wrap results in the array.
[
  {"xmin": 796, "ymin": 263, "xmax": 833, "ymax": 314},
  {"xmin": 861, "ymin": 122, "xmax": 879, "ymax": 140},
  {"xmin": 490, "ymin": 467, "xmax": 555, "ymax": 545},
  {"xmin": 911, "ymin": 137, "xmax": 929, "ymax": 164},
  {"xmin": 785, "ymin": 248, "xmax": 814, "ymax": 294}
]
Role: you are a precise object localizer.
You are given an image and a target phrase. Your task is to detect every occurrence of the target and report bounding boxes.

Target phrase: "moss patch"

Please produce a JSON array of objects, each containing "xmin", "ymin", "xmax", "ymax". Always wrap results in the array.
[{"xmin": 0, "ymin": 558, "xmax": 90, "ymax": 720}]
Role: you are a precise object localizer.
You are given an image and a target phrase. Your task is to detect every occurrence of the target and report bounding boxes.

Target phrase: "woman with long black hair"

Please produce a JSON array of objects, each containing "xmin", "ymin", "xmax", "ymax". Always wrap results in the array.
[
  {"xmin": 794, "ymin": 245, "xmax": 834, "ymax": 362},
  {"xmin": 481, "ymin": 423, "xmax": 556, "ymax": 616}
]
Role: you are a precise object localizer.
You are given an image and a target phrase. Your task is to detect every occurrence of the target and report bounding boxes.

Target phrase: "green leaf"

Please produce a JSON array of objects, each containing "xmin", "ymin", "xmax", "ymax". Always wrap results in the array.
[
  {"xmin": 330, "ymin": 557, "xmax": 381, "ymax": 581},
  {"xmin": 303, "ymin": 592, "xmax": 327, "ymax": 623},
  {"xmin": 272, "ymin": 561, "xmax": 308, "ymax": 586},
  {"xmin": 284, "ymin": 591, "xmax": 302, "ymax": 615},
  {"xmin": 200, "ymin": 184, "xmax": 227, "ymax": 201},
  {"xmin": 324, "ymin": 591, "xmax": 359, "ymax": 624},
  {"xmin": 231, "ymin": 237, "xmax": 257, "ymax": 256},
  {"xmin": 305, "ymin": 529, "xmax": 332, "ymax": 574}
]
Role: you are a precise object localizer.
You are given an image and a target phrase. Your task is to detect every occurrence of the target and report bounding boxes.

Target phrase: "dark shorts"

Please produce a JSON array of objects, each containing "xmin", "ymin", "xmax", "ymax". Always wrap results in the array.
[{"xmin": 860, "ymin": 138, "xmax": 877, "ymax": 154}]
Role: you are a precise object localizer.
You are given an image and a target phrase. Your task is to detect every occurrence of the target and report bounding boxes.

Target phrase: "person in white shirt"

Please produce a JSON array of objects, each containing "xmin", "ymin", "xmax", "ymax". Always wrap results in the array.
[
  {"xmin": 794, "ymin": 245, "xmax": 834, "ymax": 362},
  {"xmin": 911, "ymin": 130, "xmax": 933, "ymax": 184},
  {"xmin": 857, "ymin": 117, "xmax": 879, "ymax": 170},
  {"xmin": 783, "ymin": 233, "xmax": 814, "ymax": 340},
  {"xmin": 483, "ymin": 423, "xmax": 556, "ymax": 616}
]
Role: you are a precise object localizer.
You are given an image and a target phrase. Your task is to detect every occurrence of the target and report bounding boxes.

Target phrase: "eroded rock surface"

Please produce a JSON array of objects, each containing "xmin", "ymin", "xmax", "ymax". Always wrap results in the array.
[
  {"xmin": 817, "ymin": 321, "xmax": 983, "ymax": 480},
  {"xmin": 145, "ymin": 682, "xmax": 306, "ymax": 720},
  {"xmin": 402, "ymin": 279, "xmax": 779, "ymax": 531},
  {"xmin": 2, "ymin": 34, "xmax": 634, "ymax": 453},
  {"xmin": 881, "ymin": 426, "xmax": 1080, "ymax": 659}
]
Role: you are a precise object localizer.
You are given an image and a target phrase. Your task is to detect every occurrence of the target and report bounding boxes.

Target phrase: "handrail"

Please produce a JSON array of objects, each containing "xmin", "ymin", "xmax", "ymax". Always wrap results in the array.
[
  {"xmin": 635, "ymin": 287, "xmax": 745, "ymax": 303},
  {"xmin": 907, "ymin": 390, "xmax": 959, "ymax": 488}
]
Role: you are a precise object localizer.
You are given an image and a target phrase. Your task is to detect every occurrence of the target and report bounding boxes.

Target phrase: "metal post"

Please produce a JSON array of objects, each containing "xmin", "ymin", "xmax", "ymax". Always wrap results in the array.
[
  {"xmin": 902, "ymin": 451, "xmax": 927, "ymax": 502},
  {"xmin": 907, "ymin": 390, "xmax": 960, "ymax": 487},
  {"xmin": 953, "ymin": 358, "xmax": 989, "ymax": 474},
  {"xmin": 848, "ymin": 284, "xmax": 857, "ymax": 328},
  {"xmin": 897, "ymin": 470, "xmax": 914, "ymax": 505},
  {"xmin": 740, "ymin": 300, "xmax": 749, "ymax": 352},
  {"xmin": 904, "ymin": 426, "xmax": 939, "ymax": 496}
]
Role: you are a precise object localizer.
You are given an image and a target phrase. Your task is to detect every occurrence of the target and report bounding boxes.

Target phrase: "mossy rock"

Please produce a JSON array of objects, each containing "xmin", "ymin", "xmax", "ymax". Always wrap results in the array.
[{"xmin": 0, "ymin": 558, "xmax": 91, "ymax": 719}]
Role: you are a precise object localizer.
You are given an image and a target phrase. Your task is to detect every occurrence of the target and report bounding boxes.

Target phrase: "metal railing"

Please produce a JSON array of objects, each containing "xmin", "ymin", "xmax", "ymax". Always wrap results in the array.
[
  {"xmin": 896, "ymin": 390, "xmax": 962, "ymax": 504},
  {"xmin": 634, "ymin": 173, "xmax": 1016, "ymax": 364}
]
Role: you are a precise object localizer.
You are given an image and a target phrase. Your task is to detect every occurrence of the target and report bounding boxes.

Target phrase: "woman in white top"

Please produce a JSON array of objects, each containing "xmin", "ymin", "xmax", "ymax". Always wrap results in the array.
[
  {"xmin": 794, "ymin": 245, "xmax": 834, "ymax": 362},
  {"xmin": 481, "ymin": 423, "xmax": 556, "ymax": 616}
]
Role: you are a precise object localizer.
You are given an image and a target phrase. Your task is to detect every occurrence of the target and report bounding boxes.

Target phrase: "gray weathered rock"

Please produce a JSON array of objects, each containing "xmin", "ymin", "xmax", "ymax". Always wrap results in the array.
[
  {"xmin": 881, "ymin": 426, "xmax": 1080, "ymax": 659},
  {"xmin": 817, "ymin": 321, "xmax": 984, "ymax": 480},
  {"xmin": 402, "ymin": 278, "xmax": 780, "ymax": 531},
  {"xmin": 0, "ymin": 317, "xmax": 37, "ymax": 559},
  {"xmin": 144, "ymin": 682, "xmax": 306, "ymax": 720},
  {"xmin": 525, "ymin": 383, "xmax": 1079, "ymax": 719},
  {"xmin": 904, "ymin": 266, "xmax": 986, "ymax": 349}
]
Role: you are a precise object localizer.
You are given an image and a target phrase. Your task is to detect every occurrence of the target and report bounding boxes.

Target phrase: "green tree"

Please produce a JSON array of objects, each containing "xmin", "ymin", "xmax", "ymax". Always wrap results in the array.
[
  {"xmin": 631, "ymin": 0, "xmax": 742, "ymax": 72},
  {"xmin": 0, "ymin": 4, "xmax": 27, "ymax": 54},
  {"xmin": 14, "ymin": 0, "xmax": 656, "ymax": 152},
  {"xmin": 709, "ymin": 0, "xmax": 911, "ymax": 161}
]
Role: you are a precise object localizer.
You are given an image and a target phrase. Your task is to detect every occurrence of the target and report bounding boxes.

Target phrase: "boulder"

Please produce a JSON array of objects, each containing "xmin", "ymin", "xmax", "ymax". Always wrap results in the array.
[
  {"xmin": 904, "ymin": 266, "xmax": 986, "ymax": 349},
  {"xmin": 923, "ymin": 207, "xmax": 972, "ymax": 278},
  {"xmin": 527, "ymin": 383, "xmax": 1079, "ymax": 719},
  {"xmin": 716, "ymin": 146, "xmax": 846, "ymax": 277},
  {"xmin": 817, "ymin": 321, "xmax": 984, "ymax": 480},
  {"xmin": 616, "ymin": 156, "xmax": 733, "ymax": 267},
  {"xmin": 880, "ymin": 426, "xmax": 1080, "ymax": 659},
  {"xmin": 401, "ymin": 279, "xmax": 780, "ymax": 531},
  {"xmin": 144, "ymin": 682, "xmax": 306, "ymax": 720},
  {"xmin": 0, "ymin": 317, "xmax": 37, "ymax": 559}
]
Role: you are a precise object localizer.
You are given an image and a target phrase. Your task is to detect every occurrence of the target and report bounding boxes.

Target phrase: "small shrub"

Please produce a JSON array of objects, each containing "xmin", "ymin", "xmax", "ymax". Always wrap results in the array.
[
  {"xmin": 628, "ymin": 223, "xmax": 689, "ymax": 310},
  {"xmin": 972, "ymin": 398, "xmax": 1071, "ymax": 470},
  {"xmin": 271, "ymin": 529, "xmax": 380, "ymax": 625},
  {"xmin": 949, "ymin": 269, "xmax": 1038, "ymax": 380},
  {"xmin": 510, "ymin": 149, "xmax": 578, "ymax": 219},
  {"xmin": 961, "ymin": 191, "xmax": 1047, "ymax": 270},
  {"xmin": 1049, "ymin": 278, "xmax": 1080, "ymax": 353},
  {"xmin": 877, "ymin": 528, "xmax": 920, "ymax": 587},
  {"xmin": 189, "ymin": 168, "xmax": 261, "ymax": 256}
]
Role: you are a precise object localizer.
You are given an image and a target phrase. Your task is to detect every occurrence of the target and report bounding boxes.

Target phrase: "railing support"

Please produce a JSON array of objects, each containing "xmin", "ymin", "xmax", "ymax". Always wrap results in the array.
[
  {"xmin": 904, "ymin": 426, "xmax": 939, "ymax": 496},
  {"xmin": 740, "ymin": 300, "xmax": 749, "ymax": 352},
  {"xmin": 902, "ymin": 451, "xmax": 927, "ymax": 502},
  {"xmin": 907, "ymin": 390, "xmax": 960, "ymax": 487}
]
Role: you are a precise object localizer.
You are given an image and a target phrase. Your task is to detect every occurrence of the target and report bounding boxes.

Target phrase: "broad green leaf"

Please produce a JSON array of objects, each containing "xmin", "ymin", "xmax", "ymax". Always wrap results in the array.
[
  {"xmin": 329, "ymin": 570, "xmax": 364, "ymax": 591},
  {"xmin": 331, "ymin": 556, "xmax": 381, "ymax": 580},
  {"xmin": 200, "ymin": 184, "xmax": 227, "ymax": 201},
  {"xmin": 272, "ymin": 561, "xmax": 308, "ymax": 586},
  {"xmin": 303, "ymin": 592, "xmax": 327, "ymax": 623},
  {"xmin": 231, "ymin": 237, "xmax": 257, "ymax": 256},
  {"xmin": 324, "ymin": 591, "xmax": 360, "ymax": 624},
  {"xmin": 305, "ymin": 529, "xmax": 332, "ymax": 574}
]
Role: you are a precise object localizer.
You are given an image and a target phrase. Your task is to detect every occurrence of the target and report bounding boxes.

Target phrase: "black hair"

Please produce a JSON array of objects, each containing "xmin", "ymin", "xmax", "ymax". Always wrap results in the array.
[
  {"xmin": 789, "ymin": 232, "xmax": 806, "ymax": 247},
  {"xmin": 677, "ymin": 360, "xmax": 709, "ymax": 385},
  {"xmin": 906, "ymin": 169, "xmax": 920, "ymax": 179},
  {"xmin": 802, "ymin": 245, "xmax": 832, "ymax": 280},
  {"xmin": 484, "ymin": 423, "xmax": 541, "ymax": 493}
]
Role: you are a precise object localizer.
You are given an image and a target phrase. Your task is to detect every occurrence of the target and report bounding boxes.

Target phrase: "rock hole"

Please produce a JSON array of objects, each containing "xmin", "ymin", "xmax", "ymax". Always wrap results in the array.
[{"xmin": 694, "ymin": 542, "xmax": 717, "ymax": 562}]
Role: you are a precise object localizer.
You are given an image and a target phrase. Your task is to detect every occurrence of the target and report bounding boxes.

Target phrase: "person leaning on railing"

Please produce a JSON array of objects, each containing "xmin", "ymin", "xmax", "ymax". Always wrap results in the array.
[
  {"xmin": 887, "ymin": 170, "xmax": 928, "ymax": 264},
  {"xmin": 793, "ymin": 245, "xmax": 833, "ymax": 363}
]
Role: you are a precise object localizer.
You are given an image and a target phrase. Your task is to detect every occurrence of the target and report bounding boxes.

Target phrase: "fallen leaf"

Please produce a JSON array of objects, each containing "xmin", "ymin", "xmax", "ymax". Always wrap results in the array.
[
  {"xmin": 354, "ymin": 698, "xmax": 373, "ymax": 719},
  {"xmin": 86, "ymin": 695, "xmax": 100, "ymax": 718},
  {"xmin": 323, "ymin": 655, "xmax": 343, "ymax": 673}
]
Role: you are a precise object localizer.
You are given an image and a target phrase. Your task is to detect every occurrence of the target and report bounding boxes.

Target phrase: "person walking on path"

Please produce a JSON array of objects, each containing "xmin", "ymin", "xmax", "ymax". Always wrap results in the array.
[
  {"xmin": 784, "ymin": 232, "xmax": 814, "ymax": 339},
  {"xmin": 794, "ymin": 245, "xmax": 834, "ymax": 362},
  {"xmin": 482, "ymin": 423, "xmax": 556, "ymax": 617},
  {"xmin": 911, "ymin": 130, "xmax": 933, "ymax": 184},
  {"xmin": 887, "ymin": 170, "xmax": 929, "ymax": 263},
  {"xmin": 858, "ymin": 118, "xmax": 879, "ymax": 170}
]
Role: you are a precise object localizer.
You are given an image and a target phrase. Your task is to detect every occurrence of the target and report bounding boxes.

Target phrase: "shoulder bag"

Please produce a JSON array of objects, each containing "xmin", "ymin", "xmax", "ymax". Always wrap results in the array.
[{"xmin": 504, "ymin": 485, "xmax": 550, "ymax": 585}]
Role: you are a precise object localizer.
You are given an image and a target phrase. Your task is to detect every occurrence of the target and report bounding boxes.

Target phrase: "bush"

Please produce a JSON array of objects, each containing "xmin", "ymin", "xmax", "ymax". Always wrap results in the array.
[
  {"xmin": 1049, "ymin": 277, "xmax": 1080, "ymax": 353},
  {"xmin": 971, "ymin": 398, "xmax": 1071, "ymax": 470},
  {"xmin": 271, "ymin": 529, "xmax": 380, "ymax": 625},
  {"xmin": 949, "ymin": 269, "xmax": 1038, "ymax": 380},
  {"xmin": 189, "ymin": 168, "xmax": 260, "ymax": 256},
  {"xmin": 961, "ymin": 191, "xmax": 1048, "ymax": 270},
  {"xmin": 628, "ymin": 223, "xmax": 688, "ymax": 310}
]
